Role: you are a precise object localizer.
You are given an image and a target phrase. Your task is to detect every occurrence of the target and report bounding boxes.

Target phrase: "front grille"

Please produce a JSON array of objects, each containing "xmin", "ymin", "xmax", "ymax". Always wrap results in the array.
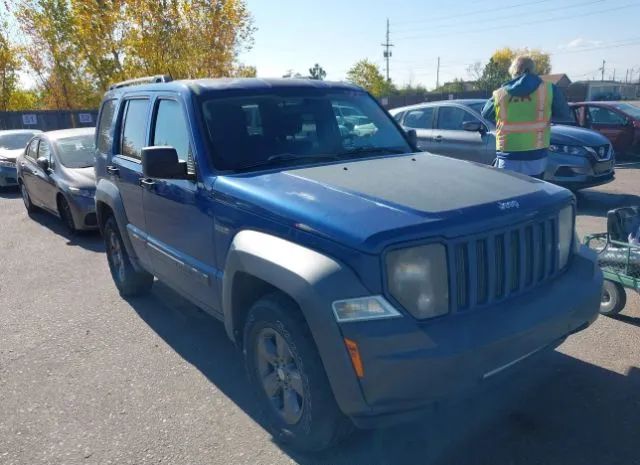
[{"xmin": 453, "ymin": 213, "xmax": 562, "ymax": 312}]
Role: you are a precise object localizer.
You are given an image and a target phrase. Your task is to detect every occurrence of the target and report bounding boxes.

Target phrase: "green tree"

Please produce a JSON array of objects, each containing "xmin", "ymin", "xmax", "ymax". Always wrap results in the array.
[
  {"xmin": 308, "ymin": 63, "xmax": 326, "ymax": 80},
  {"xmin": 346, "ymin": 59, "xmax": 393, "ymax": 97}
]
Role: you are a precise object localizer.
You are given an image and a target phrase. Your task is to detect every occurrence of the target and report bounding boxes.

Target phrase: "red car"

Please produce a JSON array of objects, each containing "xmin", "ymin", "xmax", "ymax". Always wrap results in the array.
[{"xmin": 570, "ymin": 101, "xmax": 640, "ymax": 156}]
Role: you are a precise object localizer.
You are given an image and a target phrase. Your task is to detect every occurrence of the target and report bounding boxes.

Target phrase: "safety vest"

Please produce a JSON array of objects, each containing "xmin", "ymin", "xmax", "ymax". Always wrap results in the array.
[{"xmin": 494, "ymin": 81, "xmax": 553, "ymax": 152}]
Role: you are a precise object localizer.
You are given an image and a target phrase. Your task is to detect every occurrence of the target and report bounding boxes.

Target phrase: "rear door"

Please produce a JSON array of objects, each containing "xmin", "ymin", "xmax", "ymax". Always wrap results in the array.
[
  {"xmin": 432, "ymin": 105, "xmax": 492, "ymax": 163},
  {"xmin": 587, "ymin": 105, "xmax": 634, "ymax": 152},
  {"xmin": 401, "ymin": 107, "xmax": 435, "ymax": 152},
  {"xmin": 111, "ymin": 97, "xmax": 151, "ymax": 265},
  {"xmin": 142, "ymin": 96, "xmax": 219, "ymax": 312}
]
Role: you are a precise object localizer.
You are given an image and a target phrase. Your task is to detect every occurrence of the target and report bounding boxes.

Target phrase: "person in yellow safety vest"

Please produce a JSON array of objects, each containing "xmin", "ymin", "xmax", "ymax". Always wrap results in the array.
[{"xmin": 481, "ymin": 55, "xmax": 572, "ymax": 179}]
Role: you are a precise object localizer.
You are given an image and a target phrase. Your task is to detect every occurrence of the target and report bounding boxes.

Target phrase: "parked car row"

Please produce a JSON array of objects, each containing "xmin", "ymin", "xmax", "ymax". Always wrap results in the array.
[
  {"xmin": 0, "ymin": 76, "xmax": 604, "ymax": 452},
  {"xmin": 389, "ymin": 99, "xmax": 618, "ymax": 190}
]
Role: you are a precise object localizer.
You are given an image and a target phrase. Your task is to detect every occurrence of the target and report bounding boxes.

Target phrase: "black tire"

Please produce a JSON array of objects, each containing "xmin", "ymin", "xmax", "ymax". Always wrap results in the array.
[
  {"xmin": 103, "ymin": 216, "xmax": 153, "ymax": 297},
  {"xmin": 600, "ymin": 280, "xmax": 627, "ymax": 316},
  {"xmin": 58, "ymin": 196, "xmax": 77, "ymax": 234},
  {"xmin": 20, "ymin": 181, "xmax": 37, "ymax": 214},
  {"xmin": 243, "ymin": 293, "xmax": 353, "ymax": 452}
]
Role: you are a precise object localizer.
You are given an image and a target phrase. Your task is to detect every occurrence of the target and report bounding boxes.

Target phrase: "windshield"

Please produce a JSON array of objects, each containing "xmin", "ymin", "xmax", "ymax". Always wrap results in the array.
[
  {"xmin": 200, "ymin": 90, "xmax": 412, "ymax": 171},
  {"xmin": 55, "ymin": 134, "xmax": 96, "ymax": 168},
  {"xmin": 613, "ymin": 103, "xmax": 640, "ymax": 119},
  {"xmin": 0, "ymin": 133, "xmax": 36, "ymax": 150}
]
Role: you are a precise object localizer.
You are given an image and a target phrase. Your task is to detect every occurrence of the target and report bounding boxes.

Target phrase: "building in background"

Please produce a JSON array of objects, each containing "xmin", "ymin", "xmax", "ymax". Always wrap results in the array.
[
  {"xmin": 541, "ymin": 74, "xmax": 572, "ymax": 91},
  {"xmin": 566, "ymin": 80, "xmax": 640, "ymax": 102}
]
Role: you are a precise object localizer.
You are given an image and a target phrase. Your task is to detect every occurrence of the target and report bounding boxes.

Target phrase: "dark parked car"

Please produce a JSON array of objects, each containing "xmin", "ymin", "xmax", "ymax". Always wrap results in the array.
[
  {"xmin": 17, "ymin": 127, "xmax": 98, "ymax": 232},
  {"xmin": 390, "ymin": 99, "xmax": 615, "ymax": 190},
  {"xmin": 0, "ymin": 129, "xmax": 42, "ymax": 188},
  {"xmin": 94, "ymin": 76, "xmax": 601, "ymax": 451},
  {"xmin": 570, "ymin": 101, "xmax": 640, "ymax": 156}
]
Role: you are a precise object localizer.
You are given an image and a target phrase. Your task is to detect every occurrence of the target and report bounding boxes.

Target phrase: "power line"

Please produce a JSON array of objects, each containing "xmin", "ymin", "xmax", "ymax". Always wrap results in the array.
[
  {"xmin": 396, "ymin": 2, "xmax": 640, "ymax": 42},
  {"xmin": 393, "ymin": 0, "xmax": 553, "ymax": 27},
  {"xmin": 394, "ymin": 0, "xmax": 604, "ymax": 36}
]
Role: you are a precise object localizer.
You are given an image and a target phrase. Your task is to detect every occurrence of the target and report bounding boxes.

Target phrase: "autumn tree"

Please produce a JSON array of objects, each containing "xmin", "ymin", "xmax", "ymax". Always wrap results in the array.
[
  {"xmin": 7, "ymin": 0, "xmax": 256, "ymax": 109},
  {"xmin": 0, "ymin": 26, "xmax": 20, "ymax": 111},
  {"xmin": 346, "ymin": 59, "xmax": 393, "ymax": 97}
]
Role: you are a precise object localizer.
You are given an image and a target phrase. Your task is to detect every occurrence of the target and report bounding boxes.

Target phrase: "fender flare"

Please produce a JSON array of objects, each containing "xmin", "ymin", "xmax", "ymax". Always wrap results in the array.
[
  {"xmin": 222, "ymin": 230, "xmax": 371, "ymax": 416},
  {"xmin": 95, "ymin": 178, "xmax": 143, "ymax": 271}
]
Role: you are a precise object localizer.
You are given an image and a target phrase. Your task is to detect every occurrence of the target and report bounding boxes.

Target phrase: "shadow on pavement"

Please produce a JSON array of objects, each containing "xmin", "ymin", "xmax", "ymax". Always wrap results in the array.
[
  {"xmin": 27, "ymin": 209, "xmax": 104, "ymax": 252},
  {"xmin": 126, "ymin": 283, "xmax": 640, "ymax": 465},
  {"xmin": 612, "ymin": 313, "xmax": 640, "ymax": 328},
  {"xmin": 576, "ymin": 189, "xmax": 640, "ymax": 218},
  {"xmin": 0, "ymin": 186, "xmax": 20, "ymax": 198}
]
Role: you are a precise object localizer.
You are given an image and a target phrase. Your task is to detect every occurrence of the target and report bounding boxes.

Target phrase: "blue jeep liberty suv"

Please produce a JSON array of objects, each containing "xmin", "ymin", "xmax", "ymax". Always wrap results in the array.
[{"xmin": 94, "ymin": 76, "xmax": 602, "ymax": 451}]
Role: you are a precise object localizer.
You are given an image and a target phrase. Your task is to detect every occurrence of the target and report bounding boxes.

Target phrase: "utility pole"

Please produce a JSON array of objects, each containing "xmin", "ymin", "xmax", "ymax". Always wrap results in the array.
[
  {"xmin": 600, "ymin": 59, "xmax": 606, "ymax": 81},
  {"xmin": 436, "ymin": 57, "xmax": 441, "ymax": 89},
  {"xmin": 613, "ymin": 68, "xmax": 616, "ymax": 81},
  {"xmin": 381, "ymin": 18, "xmax": 394, "ymax": 82},
  {"xmin": 625, "ymin": 69, "xmax": 629, "ymax": 83}
]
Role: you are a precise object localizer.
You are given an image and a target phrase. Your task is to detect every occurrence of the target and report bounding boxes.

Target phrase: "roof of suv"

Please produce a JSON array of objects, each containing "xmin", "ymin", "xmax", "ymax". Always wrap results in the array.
[
  {"xmin": 106, "ymin": 78, "xmax": 363, "ymax": 96},
  {"xmin": 390, "ymin": 98, "xmax": 488, "ymax": 113}
]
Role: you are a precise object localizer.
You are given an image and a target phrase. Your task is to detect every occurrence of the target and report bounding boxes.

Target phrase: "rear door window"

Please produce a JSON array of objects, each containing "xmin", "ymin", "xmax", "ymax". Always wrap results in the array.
[
  {"xmin": 120, "ymin": 99, "xmax": 150, "ymax": 160},
  {"xmin": 96, "ymin": 99, "xmax": 117, "ymax": 154},
  {"xmin": 588, "ymin": 106, "xmax": 627, "ymax": 125},
  {"xmin": 404, "ymin": 108, "xmax": 434, "ymax": 129}
]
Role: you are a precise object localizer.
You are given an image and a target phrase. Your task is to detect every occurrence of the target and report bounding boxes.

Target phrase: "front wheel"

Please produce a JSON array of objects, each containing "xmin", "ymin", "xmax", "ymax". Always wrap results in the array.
[
  {"xmin": 600, "ymin": 280, "xmax": 627, "ymax": 316},
  {"xmin": 20, "ymin": 181, "xmax": 37, "ymax": 214},
  {"xmin": 243, "ymin": 293, "xmax": 352, "ymax": 451},
  {"xmin": 58, "ymin": 196, "xmax": 77, "ymax": 234},
  {"xmin": 103, "ymin": 216, "xmax": 153, "ymax": 297}
]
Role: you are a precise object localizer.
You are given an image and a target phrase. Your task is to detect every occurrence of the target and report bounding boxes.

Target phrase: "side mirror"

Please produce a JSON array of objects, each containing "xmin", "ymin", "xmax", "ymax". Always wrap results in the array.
[
  {"xmin": 462, "ymin": 121, "xmax": 483, "ymax": 132},
  {"xmin": 141, "ymin": 146, "xmax": 187, "ymax": 179},
  {"xmin": 406, "ymin": 129, "xmax": 418, "ymax": 148},
  {"xmin": 36, "ymin": 157, "xmax": 50, "ymax": 172}
]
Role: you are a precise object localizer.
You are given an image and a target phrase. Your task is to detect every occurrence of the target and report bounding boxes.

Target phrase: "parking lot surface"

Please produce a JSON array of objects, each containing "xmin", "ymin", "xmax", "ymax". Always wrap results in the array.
[{"xmin": 1, "ymin": 162, "xmax": 640, "ymax": 465}]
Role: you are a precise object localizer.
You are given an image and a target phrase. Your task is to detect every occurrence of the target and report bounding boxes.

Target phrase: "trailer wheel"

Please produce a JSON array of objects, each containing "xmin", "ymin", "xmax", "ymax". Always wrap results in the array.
[{"xmin": 600, "ymin": 280, "xmax": 627, "ymax": 316}]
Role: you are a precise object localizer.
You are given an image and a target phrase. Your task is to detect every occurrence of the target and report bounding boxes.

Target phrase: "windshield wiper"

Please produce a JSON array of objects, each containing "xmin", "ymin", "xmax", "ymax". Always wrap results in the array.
[
  {"xmin": 338, "ymin": 146, "xmax": 408, "ymax": 157},
  {"xmin": 234, "ymin": 153, "xmax": 340, "ymax": 172}
]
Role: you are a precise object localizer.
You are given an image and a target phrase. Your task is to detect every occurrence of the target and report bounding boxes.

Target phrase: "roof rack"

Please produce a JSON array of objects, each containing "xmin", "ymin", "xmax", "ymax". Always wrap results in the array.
[{"xmin": 109, "ymin": 74, "xmax": 173, "ymax": 90}]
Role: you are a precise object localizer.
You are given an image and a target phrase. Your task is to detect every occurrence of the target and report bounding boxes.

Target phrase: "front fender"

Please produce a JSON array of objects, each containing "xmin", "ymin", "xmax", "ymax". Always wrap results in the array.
[
  {"xmin": 95, "ymin": 178, "xmax": 143, "ymax": 271},
  {"xmin": 222, "ymin": 230, "xmax": 372, "ymax": 416}
]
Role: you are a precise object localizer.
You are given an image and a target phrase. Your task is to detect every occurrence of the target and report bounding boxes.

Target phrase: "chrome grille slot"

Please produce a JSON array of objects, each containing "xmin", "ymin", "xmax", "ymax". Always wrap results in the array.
[
  {"xmin": 494, "ymin": 234, "xmax": 505, "ymax": 299},
  {"xmin": 476, "ymin": 239, "xmax": 488, "ymax": 305}
]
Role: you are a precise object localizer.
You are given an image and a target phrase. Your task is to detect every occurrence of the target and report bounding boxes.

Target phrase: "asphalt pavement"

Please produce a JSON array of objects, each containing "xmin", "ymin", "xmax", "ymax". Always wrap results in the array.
[{"xmin": 1, "ymin": 163, "xmax": 640, "ymax": 465}]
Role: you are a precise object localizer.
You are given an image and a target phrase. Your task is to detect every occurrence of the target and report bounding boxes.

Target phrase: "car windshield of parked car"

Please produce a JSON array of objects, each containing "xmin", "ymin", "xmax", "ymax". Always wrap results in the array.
[
  {"xmin": 613, "ymin": 103, "xmax": 640, "ymax": 120},
  {"xmin": 54, "ymin": 134, "xmax": 96, "ymax": 168},
  {"xmin": 200, "ymin": 90, "xmax": 412, "ymax": 171},
  {"xmin": 0, "ymin": 133, "xmax": 34, "ymax": 150}
]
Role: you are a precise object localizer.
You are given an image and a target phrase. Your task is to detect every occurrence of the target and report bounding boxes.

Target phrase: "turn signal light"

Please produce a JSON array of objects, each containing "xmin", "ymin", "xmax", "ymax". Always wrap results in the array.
[{"xmin": 344, "ymin": 338, "xmax": 364, "ymax": 378}]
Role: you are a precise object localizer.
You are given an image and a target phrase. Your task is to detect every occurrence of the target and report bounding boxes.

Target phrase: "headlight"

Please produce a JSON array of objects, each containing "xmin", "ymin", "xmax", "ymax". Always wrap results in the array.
[
  {"xmin": 386, "ymin": 244, "xmax": 449, "ymax": 319},
  {"xmin": 68, "ymin": 186, "xmax": 95, "ymax": 198},
  {"xmin": 332, "ymin": 296, "xmax": 401, "ymax": 323},
  {"xmin": 549, "ymin": 145, "xmax": 587, "ymax": 156},
  {"xmin": 0, "ymin": 158, "xmax": 15, "ymax": 167},
  {"xmin": 558, "ymin": 205, "xmax": 574, "ymax": 269}
]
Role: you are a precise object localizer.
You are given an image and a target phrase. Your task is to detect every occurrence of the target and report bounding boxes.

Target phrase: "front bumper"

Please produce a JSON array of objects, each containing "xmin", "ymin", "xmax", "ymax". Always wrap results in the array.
[
  {"xmin": 337, "ymin": 247, "xmax": 601, "ymax": 428},
  {"xmin": 0, "ymin": 165, "xmax": 18, "ymax": 187},
  {"xmin": 66, "ymin": 193, "xmax": 98, "ymax": 230},
  {"xmin": 546, "ymin": 153, "xmax": 615, "ymax": 189}
]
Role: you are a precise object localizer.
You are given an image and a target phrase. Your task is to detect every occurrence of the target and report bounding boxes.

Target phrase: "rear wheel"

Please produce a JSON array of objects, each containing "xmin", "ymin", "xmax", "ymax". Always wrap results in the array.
[
  {"xmin": 103, "ymin": 216, "xmax": 153, "ymax": 297},
  {"xmin": 20, "ymin": 181, "xmax": 36, "ymax": 214},
  {"xmin": 243, "ymin": 293, "xmax": 352, "ymax": 451},
  {"xmin": 600, "ymin": 280, "xmax": 627, "ymax": 316}
]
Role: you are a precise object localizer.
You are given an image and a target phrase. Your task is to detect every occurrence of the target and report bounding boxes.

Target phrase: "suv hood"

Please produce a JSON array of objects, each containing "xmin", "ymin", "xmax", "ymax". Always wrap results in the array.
[
  {"xmin": 216, "ymin": 154, "xmax": 571, "ymax": 253},
  {"xmin": 551, "ymin": 124, "xmax": 609, "ymax": 146}
]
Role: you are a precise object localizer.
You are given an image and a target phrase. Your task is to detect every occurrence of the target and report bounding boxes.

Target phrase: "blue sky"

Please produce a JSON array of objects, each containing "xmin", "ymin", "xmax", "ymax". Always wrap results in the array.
[{"xmin": 239, "ymin": 0, "xmax": 640, "ymax": 87}]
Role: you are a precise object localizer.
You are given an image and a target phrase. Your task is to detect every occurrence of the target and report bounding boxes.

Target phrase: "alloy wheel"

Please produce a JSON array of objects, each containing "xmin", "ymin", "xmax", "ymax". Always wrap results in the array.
[
  {"xmin": 256, "ymin": 327, "xmax": 305, "ymax": 425},
  {"xmin": 108, "ymin": 229, "xmax": 126, "ymax": 284}
]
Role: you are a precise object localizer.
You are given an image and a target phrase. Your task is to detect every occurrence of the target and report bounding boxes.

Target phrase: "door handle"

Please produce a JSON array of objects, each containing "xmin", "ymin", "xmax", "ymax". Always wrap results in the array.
[
  {"xmin": 433, "ymin": 135, "xmax": 443, "ymax": 142},
  {"xmin": 139, "ymin": 178, "xmax": 156, "ymax": 189},
  {"xmin": 106, "ymin": 165, "xmax": 120, "ymax": 176}
]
